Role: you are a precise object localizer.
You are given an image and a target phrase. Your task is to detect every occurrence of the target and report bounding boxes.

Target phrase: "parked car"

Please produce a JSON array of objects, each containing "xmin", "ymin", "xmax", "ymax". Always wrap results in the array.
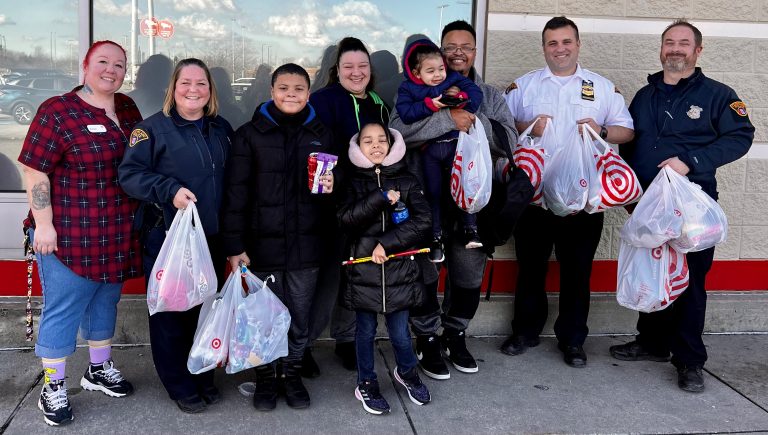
[
  {"xmin": 231, "ymin": 77, "xmax": 255, "ymax": 101},
  {"xmin": 0, "ymin": 75, "xmax": 78, "ymax": 124}
]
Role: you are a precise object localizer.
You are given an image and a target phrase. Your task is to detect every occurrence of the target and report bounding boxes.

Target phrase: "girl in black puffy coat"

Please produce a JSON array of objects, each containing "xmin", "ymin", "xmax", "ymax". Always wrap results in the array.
[{"xmin": 338, "ymin": 122, "xmax": 432, "ymax": 415}]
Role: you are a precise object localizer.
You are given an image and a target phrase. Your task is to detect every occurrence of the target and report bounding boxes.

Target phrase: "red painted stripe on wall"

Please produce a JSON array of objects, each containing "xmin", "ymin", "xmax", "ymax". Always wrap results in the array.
[{"xmin": 0, "ymin": 259, "xmax": 765, "ymax": 297}]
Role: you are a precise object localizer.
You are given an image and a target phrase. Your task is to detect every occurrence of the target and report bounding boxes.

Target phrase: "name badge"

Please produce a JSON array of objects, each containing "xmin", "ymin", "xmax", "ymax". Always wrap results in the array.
[{"xmin": 87, "ymin": 124, "xmax": 107, "ymax": 133}]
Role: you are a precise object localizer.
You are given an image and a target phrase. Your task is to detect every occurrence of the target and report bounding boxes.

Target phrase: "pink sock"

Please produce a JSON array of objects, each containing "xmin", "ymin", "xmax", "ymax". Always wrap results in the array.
[
  {"xmin": 89, "ymin": 345, "xmax": 112, "ymax": 365},
  {"xmin": 42, "ymin": 360, "xmax": 66, "ymax": 383}
]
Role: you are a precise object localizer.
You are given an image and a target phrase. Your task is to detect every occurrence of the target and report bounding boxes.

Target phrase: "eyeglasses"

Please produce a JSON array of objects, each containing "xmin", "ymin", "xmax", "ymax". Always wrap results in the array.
[{"xmin": 441, "ymin": 45, "xmax": 476, "ymax": 54}]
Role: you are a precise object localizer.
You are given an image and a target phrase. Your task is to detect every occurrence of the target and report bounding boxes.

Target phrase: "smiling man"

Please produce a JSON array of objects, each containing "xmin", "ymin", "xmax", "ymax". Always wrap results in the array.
[
  {"xmin": 610, "ymin": 19, "xmax": 754, "ymax": 393},
  {"xmin": 502, "ymin": 16, "xmax": 634, "ymax": 368}
]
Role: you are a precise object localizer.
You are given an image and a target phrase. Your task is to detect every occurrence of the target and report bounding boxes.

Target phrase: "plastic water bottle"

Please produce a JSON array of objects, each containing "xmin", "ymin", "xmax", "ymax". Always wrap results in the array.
[{"xmin": 391, "ymin": 200, "xmax": 409, "ymax": 224}]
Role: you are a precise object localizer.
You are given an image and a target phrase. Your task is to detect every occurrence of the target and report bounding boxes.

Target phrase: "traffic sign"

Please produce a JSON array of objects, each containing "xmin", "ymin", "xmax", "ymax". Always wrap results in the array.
[
  {"xmin": 158, "ymin": 20, "xmax": 174, "ymax": 39},
  {"xmin": 140, "ymin": 18, "xmax": 158, "ymax": 37}
]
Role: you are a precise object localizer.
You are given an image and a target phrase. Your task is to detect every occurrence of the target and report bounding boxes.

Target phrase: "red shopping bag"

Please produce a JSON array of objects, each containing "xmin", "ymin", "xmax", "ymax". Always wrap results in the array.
[
  {"xmin": 513, "ymin": 117, "xmax": 550, "ymax": 208},
  {"xmin": 583, "ymin": 124, "xmax": 642, "ymax": 213}
]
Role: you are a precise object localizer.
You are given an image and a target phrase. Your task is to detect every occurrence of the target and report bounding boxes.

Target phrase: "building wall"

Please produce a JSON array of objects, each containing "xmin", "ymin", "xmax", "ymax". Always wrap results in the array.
[{"xmin": 484, "ymin": 0, "xmax": 768, "ymax": 262}]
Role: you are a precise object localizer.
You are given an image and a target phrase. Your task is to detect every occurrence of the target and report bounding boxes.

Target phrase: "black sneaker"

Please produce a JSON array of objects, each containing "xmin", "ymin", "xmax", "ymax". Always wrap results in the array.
[
  {"xmin": 394, "ymin": 366, "xmax": 431, "ymax": 405},
  {"xmin": 283, "ymin": 363, "xmax": 310, "ymax": 409},
  {"xmin": 415, "ymin": 334, "xmax": 450, "ymax": 380},
  {"xmin": 80, "ymin": 360, "xmax": 134, "ymax": 398},
  {"xmin": 253, "ymin": 364, "xmax": 278, "ymax": 411},
  {"xmin": 441, "ymin": 329, "xmax": 478, "ymax": 373},
  {"xmin": 677, "ymin": 366, "xmax": 705, "ymax": 393},
  {"xmin": 429, "ymin": 237, "xmax": 445, "ymax": 263},
  {"xmin": 354, "ymin": 380, "xmax": 390, "ymax": 415},
  {"xmin": 464, "ymin": 228, "xmax": 483, "ymax": 249},
  {"xmin": 499, "ymin": 335, "xmax": 540, "ymax": 356},
  {"xmin": 38, "ymin": 380, "xmax": 73, "ymax": 426},
  {"xmin": 609, "ymin": 340, "xmax": 670, "ymax": 362}
]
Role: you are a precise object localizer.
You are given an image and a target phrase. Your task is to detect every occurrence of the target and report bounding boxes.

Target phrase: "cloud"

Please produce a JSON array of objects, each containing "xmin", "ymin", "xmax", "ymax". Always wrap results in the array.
[
  {"xmin": 172, "ymin": 0, "xmax": 236, "ymax": 12},
  {"xmin": 177, "ymin": 14, "xmax": 228, "ymax": 39},
  {"xmin": 326, "ymin": 1, "xmax": 381, "ymax": 28},
  {"xmin": 94, "ymin": 0, "xmax": 132, "ymax": 16},
  {"xmin": 267, "ymin": 14, "xmax": 330, "ymax": 47}
]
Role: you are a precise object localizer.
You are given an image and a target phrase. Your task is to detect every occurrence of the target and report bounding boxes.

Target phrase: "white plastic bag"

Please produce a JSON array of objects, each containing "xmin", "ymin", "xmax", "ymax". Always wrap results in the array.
[
  {"xmin": 665, "ymin": 167, "xmax": 728, "ymax": 253},
  {"xmin": 513, "ymin": 117, "xmax": 551, "ymax": 208},
  {"xmin": 187, "ymin": 272, "xmax": 238, "ymax": 374},
  {"xmin": 147, "ymin": 202, "xmax": 217, "ymax": 315},
  {"xmin": 616, "ymin": 241, "xmax": 689, "ymax": 313},
  {"xmin": 226, "ymin": 270, "xmax": 290, "ymax": 374},
  {"xmin": 450, "ymin": 118, "xmax": 493, "ymax": 214},
  {"xmin": 582, "ymin": 124, "xmax": 642, "ymax": 213},
  {"xmin": 620, "ymin": 168, "xmax": 683, "ymax": 248},
  {"xmin": 541, "ymin": 126, "xmax": 591, "ymax": 216}
]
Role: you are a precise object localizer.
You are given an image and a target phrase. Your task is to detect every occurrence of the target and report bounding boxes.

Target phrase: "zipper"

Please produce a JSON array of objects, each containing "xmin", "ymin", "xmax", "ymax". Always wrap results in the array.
[{"xmin": 375, "ymin": 166, "xmax": 386, "ymax": 313}]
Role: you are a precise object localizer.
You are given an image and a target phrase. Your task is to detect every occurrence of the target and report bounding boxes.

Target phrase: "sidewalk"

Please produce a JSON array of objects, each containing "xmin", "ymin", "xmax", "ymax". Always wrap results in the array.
[{"xmin": 1, "ymin": 335, "xmax": 767, "ymax": 434}]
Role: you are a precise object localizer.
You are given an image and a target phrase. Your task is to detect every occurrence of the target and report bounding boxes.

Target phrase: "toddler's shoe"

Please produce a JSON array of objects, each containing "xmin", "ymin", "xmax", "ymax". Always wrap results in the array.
[
  {"xmin": 394, "ymin": 366, "xmax": 431, "ymax": 405},
  {"xmin": 355, "ymin": 380, "xmax": 390, "ymax": 415},
  {"xmin": 429, "ymin": 236, "xmax": 445, "ymax": 263},
  {"xmin": 464, "ymin": 228, "xmax": 483, "ymax": 249}
]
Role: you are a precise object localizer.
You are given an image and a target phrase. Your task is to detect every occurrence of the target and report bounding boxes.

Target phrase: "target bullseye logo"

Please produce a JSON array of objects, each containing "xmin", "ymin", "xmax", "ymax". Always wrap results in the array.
[
  {"xmin": 211, "ymin": 338, "xmax": 222, "ymax": 349},
  {"xmin": 155, "ymin": 269, "xmax": 164, "ymax": 281},
  {"xmin": 468, "ymin": 161, "xmax": 474, "ymax": 171},
  {"xmin": 674, "ymin": 209, "xmax": 682, "ymax": 216},
  {"xmin": 651, "ymin": 247, "xmax": 663, "ymax": 259},
  {"xmin": 513, "ymin": 145, "xmax": 545, "ymax": 203},
  {"xmin": 592, "ymin": 148, "xmax": 641, "ymax": 210},
  {"xmin": 579, "ymin": 178, "xmax": 587, "ymax": 187}
]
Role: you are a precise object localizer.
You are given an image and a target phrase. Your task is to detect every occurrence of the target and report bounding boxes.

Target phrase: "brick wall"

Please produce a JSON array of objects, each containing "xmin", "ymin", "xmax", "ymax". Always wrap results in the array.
[{"xmin": 484, "ymin": 0, "xmax": 768, "ymax": 261}]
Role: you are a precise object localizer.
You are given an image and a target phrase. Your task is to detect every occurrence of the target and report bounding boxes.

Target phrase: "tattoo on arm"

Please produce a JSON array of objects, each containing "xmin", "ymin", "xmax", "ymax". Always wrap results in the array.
[
  {"xmin": 82, "ymin": 84, "xmax": 94, "ymax": 95},
  {"xmin": 31, "ymin": 181, "xmax": 51, "ymax": 210}
]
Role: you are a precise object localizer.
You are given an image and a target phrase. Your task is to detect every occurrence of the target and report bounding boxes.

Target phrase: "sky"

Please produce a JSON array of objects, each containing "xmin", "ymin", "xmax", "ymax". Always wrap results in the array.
[{"xmin": 0, "ymin": 0, "xmax": 473, "ymax": 71}]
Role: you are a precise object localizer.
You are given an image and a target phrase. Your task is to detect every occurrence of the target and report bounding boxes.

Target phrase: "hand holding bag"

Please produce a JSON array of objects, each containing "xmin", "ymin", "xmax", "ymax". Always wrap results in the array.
[
  {"xmin": 187, "ymin": 271, "xmax": 238, "ymax": 374},
  {"xmin": 147, "ymin": 202, "xmax": 217, "ymax": 315},
  {"xmin": 582, "ymin": 124, "xmax": 642, "ymax": 213},
  {"xmin": 226, "ymin": 270, "xmax": 291, "ymax": 374},
  {"xmin": 450, "ymin": 118, "xmax": 493, "ymax": 213},
  {"xmin": 619, "ymin": 168, "xmax": 683, "ymax": 248}
]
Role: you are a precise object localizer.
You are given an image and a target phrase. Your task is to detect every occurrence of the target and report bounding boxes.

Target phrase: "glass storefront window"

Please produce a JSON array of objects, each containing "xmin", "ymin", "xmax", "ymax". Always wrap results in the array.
[{"xmin": 0, "ymin": 0, "xmax": 474, "ymax": 192}]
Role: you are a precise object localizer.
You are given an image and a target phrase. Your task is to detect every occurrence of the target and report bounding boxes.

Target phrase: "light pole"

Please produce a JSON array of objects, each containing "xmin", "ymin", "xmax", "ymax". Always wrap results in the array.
[
  {"xmin": 241, "ymin": 25, "xmax": 245, "ymax": 77},
  {"xmin": 267, "ymin": 45, "xmax": 272, "ymax": 67},
  {"xmin": 231, "ymin": 18, "xmax": 236, "ymax": 81},
  {"xmin": 437, "ymin": 4, "xmax": 449, "ymax": 39}
]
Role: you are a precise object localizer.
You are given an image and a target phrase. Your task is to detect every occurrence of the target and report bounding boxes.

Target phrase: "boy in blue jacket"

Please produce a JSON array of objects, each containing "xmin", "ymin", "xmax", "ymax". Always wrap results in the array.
[{"xmin": 396, "ymin": 38, "xmax": 483, "ymax": 262}]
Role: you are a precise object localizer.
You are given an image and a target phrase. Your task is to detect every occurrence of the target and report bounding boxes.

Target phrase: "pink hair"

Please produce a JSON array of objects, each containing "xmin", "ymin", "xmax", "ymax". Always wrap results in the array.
[{"xmin": 82, "ymin": 40, "xmax": 127, "ymax": 72}]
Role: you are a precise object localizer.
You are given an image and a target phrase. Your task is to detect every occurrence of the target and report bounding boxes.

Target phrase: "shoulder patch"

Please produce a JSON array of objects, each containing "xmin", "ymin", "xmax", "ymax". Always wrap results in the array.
[
  {"xmin": 129, "ymin": 129, "xmax": 149, "ymax": 147},
  {"xmin": 505, "ymin": 81, "xmax": 517, "ymax": 94},
  {"xmin": 614, "ymin": 86, "xmax": 621, "ymax": 94},
  {"xmin": 729, "ymin": 101, "xmax": 748, "ymax": 117}
]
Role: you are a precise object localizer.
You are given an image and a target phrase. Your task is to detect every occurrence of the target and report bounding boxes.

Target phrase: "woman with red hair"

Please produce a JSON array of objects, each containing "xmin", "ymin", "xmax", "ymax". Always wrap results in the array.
[{"xmin": 17, "ymin": 40, "xmax": 142, "ymax": 427}]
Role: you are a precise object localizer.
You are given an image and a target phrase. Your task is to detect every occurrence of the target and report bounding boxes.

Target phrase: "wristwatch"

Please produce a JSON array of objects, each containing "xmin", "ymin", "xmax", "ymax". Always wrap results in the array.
[{"xmin": 599, "ymin": 126, "xmax": 608, "ymax": 140}]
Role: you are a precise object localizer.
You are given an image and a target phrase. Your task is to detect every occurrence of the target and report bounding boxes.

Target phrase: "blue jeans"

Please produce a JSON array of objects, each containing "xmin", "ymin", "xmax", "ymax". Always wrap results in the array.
[
  {"xmin": 355, "ymin": 309, "xmax": 417, "ymax": 383},
  {"xmin": 422, "ymin": 137, "xmax": 477, "ymax": 237},
  {"xmin": 31, "ymin": 229, "xmax": 123, "ymax": 359}
]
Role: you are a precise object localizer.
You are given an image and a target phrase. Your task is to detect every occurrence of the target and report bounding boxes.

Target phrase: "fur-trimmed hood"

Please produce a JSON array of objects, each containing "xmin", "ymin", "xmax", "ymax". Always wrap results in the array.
[{"xmin": 348, "ymin": 127, "xmax": 406, "ymax": 169}]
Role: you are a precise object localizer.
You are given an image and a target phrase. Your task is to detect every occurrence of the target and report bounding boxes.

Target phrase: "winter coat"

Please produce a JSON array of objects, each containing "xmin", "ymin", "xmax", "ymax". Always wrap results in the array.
[
  {"xmin": 396, "ymin": 39, "xmax": 482, "ymax": 125},
  {"xmin": 119, "ymin": 108, "xmax": 233, "ymax": 236},
  {"xmin": 219, "ymin": 101, "xmax": 336, "ymax": 271},
  {"xmin": 621, "ymin": 68, "xmax": 754, "ymax": 199},
  {"xmin": 338, "ymin": 128, "xmax": 431, "ymax": 313}
]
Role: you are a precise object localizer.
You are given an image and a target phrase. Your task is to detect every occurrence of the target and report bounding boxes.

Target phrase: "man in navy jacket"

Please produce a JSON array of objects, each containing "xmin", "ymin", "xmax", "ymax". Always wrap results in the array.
[{"xmin": 611, "ymin": 20, "xmax": 754, "ymax": 393}]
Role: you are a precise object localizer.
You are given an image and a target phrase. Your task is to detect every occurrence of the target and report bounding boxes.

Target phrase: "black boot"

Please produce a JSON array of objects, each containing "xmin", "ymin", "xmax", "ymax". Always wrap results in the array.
[
  {"xmin": 283, "ymin": 362, "xmax": 311, "ymax": 409},
  {"xmin": 253, "ymin": 364, "xmax": 278, "ymax": 411},
  {"xmin": 301, "ymin": 347, "xmax": 321, "ymax": 378}
]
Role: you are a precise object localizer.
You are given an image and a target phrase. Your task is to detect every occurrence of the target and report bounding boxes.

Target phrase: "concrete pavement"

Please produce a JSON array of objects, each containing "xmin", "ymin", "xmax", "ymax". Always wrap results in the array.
[{"xmin": 1, "ymin": 335, "xmax": 767, "ymax": 434}]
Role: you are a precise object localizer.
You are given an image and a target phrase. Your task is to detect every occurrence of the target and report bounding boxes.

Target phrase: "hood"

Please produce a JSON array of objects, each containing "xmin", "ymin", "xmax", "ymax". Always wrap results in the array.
[
  {"xmin": 348, "ymin": 127, "xmax": 406, "ymax": 169},
  {"xmin": 402, "ymin": 38, "xmax": 444, "ymax": 85}
]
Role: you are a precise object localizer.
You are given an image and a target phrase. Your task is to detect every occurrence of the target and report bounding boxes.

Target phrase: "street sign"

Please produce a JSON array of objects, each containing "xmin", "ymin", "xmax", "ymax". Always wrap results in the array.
[
  {"xmin": 158, "ymin": 20, "xmax": 174, "ymax": 39},
  {"xmin": 140, "ymin": 18, "xmax": 158, "ymax": 37}
]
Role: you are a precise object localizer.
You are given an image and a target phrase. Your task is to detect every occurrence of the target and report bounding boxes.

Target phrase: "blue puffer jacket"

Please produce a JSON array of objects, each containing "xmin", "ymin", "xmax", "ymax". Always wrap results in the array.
[
  {"xmin": 396, "ymin": 38, "xmax": 482, "ymax": 125},
  {"xmin": 621, "ymin": 68, "xmax": 754, "ymax": 199},
  {"xmin": 119, "ymin": 108, "xmax": 233, "ymax": 235}
]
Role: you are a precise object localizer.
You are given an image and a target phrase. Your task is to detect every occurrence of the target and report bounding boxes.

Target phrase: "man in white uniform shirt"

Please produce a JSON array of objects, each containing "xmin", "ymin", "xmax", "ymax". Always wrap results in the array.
[{"xmin": 501, "ymin": 16, "xmax": 634, "ymax": 368}]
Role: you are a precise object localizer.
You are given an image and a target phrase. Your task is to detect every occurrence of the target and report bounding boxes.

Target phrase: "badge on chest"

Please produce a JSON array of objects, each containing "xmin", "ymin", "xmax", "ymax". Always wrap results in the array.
[
  {"xmin": 581, "ymin": 80, "xmax": 595, "ymax": 101},
  {"xmin": 87, "ymin": 124, "xmax": 107, "ymax": 133}
]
